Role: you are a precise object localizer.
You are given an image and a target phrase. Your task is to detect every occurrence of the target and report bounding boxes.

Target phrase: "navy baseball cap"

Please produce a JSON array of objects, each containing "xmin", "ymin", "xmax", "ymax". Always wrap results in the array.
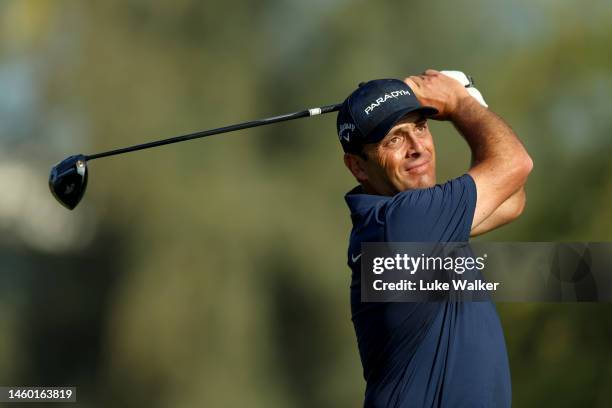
[{"xmin": 336, "ymin": 79, "xmax": 438, "ymax": 153}]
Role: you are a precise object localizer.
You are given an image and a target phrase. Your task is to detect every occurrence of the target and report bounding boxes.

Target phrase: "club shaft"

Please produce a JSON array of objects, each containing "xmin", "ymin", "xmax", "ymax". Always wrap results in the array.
[{"xmin": 85, "ymin": 103, "xmax": 342, "ymax": 161}]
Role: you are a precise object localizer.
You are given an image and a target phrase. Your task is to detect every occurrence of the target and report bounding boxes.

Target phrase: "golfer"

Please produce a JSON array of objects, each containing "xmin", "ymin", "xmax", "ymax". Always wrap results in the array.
[{"xmin": 338, "ymin": 69, "xmax": 533, "ymax": 407}]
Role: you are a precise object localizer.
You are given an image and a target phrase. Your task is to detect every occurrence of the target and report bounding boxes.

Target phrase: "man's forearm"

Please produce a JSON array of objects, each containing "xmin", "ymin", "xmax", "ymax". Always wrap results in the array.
[
  {"xmin": 451, "ymin": 98, "xmax": 528, "ymax": 168},
  {"xmin": 452, "ymin": 98, "xmax": 532, "ymax": 226}
]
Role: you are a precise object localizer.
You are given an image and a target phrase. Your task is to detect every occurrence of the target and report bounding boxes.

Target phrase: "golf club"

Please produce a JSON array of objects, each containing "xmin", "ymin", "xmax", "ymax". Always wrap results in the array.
[
  {"xmin": 49, "ymin": 103, "xmax": 342, "ymax": 210},
  {"xmin": 49, "ymin": 71, "xmax": 483, "ymax": 210}
]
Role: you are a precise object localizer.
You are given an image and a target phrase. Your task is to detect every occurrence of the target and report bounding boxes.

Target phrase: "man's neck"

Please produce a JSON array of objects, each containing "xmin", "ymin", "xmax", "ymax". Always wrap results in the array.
[{"xmin": 361, "ymin": 182, "xmax": 398, "ymax": 197}]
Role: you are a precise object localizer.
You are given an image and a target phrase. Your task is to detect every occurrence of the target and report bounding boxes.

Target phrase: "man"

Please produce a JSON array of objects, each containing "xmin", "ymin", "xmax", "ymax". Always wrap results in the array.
[{"xmin": 338, "ymin": 69, "xmax": 533, "ymax": 407}]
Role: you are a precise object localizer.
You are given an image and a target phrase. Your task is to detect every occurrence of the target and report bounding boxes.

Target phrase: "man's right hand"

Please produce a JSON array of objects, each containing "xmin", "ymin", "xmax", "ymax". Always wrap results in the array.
[{"xmin": 403, "ymin": 69, "xmax": 472, "ymax": 121}]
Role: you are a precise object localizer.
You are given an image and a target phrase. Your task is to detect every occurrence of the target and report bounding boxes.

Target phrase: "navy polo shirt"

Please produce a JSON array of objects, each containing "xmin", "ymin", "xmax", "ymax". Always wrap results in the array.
[{"xmin": 345, "ymin": 174, "xmax": 511, "ymax": 408}]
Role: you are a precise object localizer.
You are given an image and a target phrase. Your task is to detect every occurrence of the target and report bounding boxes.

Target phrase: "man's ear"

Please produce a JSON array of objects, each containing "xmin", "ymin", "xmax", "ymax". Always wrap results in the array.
[{"xmin": 344, "ymin": 153, "xmax": 369, "ymax": 183}]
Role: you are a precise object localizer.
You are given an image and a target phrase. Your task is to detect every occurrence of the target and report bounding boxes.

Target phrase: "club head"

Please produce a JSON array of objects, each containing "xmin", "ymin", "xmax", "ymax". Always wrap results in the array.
[{"xmin": 49, "ymin": 154, "xmax": 88, "ymax": 210}]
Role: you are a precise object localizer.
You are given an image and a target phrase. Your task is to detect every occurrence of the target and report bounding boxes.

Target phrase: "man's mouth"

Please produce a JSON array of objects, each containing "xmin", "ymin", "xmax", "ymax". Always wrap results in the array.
[{"xmin": 405, "ymin": 160, "xmax": 430, "ymax": 174}]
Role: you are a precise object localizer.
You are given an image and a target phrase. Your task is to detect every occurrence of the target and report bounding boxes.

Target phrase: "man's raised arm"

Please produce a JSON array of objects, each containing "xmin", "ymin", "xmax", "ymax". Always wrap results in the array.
[
  {"xmin": 405, "ymin": 69, "xmax": 533, "ymax": 232},
  {"xmin": 451, "ymin": 92, "xmax": 532, "ymax": 230}
]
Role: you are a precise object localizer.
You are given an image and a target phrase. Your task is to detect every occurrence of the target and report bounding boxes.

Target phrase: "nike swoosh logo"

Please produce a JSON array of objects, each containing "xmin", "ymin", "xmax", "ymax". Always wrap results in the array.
[{"xmin": 351, "ymin": 253, "xmax": 362, "ymax": 262}]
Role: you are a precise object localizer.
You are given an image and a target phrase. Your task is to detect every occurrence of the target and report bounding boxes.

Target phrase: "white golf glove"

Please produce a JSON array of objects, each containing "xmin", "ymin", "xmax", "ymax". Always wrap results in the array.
[{"xmin": 439, "ymin": 70, "xmax": 488, "ymax": 108}]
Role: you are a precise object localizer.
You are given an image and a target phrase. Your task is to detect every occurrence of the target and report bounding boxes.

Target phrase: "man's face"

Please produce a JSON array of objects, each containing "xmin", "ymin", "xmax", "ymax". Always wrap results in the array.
[{"xmin": 347, "ymin": 112, "xmax": 437, "ymax": 195}]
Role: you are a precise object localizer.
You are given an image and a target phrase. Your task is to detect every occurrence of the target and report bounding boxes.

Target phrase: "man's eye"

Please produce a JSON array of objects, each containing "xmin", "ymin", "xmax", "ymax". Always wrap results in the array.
[
  {"xmin": 415, "ymin": 122, "xmax": 427, "ymax": 132},
  {"xmin": 388, "ymin": 136, "xmax": 402, "ymax": 145}
]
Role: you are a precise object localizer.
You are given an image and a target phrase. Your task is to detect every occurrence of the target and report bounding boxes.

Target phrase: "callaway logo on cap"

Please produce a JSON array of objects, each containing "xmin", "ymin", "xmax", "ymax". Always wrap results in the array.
[{"xmin": 336, "ymin": 79, "xmax": 438, "ymax": 153}]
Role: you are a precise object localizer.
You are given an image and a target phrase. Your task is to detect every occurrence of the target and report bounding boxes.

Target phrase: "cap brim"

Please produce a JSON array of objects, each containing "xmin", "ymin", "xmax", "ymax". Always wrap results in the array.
[{"xmin": 366, "ymin": 105, "xmax": 438, "ymax": 145}]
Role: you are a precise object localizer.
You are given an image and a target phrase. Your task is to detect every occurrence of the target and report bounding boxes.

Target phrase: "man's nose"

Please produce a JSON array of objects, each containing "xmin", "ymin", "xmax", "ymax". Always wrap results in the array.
[{"xmin": 405, "ymin": 135, "xmax": 425, "ymax": 158}]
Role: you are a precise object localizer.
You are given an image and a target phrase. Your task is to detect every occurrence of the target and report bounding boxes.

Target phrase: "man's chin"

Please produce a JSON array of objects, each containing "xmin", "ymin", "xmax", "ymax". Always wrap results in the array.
[
  {"xmin": 414, "ymin": 180, "xmax": 436, "ymax": 189},
  {"xmin": 398, "ymin": 175, "xmax": 436, "ymax": 191}
]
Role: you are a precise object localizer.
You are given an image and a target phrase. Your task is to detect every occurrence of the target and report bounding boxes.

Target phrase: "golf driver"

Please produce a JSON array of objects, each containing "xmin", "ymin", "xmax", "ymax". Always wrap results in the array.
[
  {"xmin": 49, "ymin": 71, "xmax": 485, "ymax": 210},
  {"xmin": 49, "ymin": 103, "xmax": 342, "ymax": 209}
]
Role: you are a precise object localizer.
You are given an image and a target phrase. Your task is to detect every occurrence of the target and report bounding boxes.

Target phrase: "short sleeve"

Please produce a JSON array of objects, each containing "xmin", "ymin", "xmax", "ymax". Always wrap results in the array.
[{"xmin": 384, "ymin": 174, "xmax": 477, "ymax": 242}]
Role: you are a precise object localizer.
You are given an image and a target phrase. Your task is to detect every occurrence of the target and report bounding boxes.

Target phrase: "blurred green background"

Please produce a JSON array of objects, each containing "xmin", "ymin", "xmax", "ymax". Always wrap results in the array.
[{"xmin": 1, "ymin": 0, "xmax": 612, "ymax": 406}]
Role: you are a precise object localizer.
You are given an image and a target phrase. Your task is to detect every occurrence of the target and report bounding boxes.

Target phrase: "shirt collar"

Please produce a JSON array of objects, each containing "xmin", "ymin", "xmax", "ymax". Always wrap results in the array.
[{"xmin": 344, "ymin": 185, "xmax": 391, "ymax": 216}]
